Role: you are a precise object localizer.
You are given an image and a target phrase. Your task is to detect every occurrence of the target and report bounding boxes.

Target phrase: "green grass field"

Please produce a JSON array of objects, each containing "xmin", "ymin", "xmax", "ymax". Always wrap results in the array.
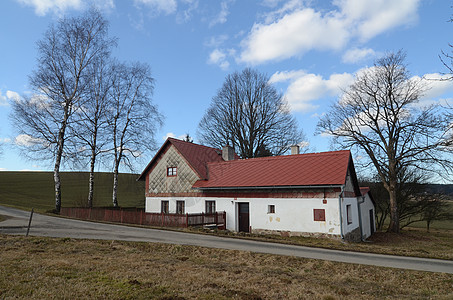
[{"xmin": 0, "ymin": 171, "xmax": 144, "ymax": 212}]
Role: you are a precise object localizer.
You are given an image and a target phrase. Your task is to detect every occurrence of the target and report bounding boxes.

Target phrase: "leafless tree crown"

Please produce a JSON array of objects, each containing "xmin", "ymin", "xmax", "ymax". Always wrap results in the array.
[
  {"xmin": 198, "ymin": 68, "xmax": 304, "ymax": 158},
  {"xmin": 317, "ymin": 50, "xmax": 451, "ymax": 232}
]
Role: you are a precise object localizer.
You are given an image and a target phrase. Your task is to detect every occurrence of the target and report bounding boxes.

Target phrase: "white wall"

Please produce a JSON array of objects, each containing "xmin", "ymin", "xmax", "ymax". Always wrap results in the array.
[
  {"xmin": 359, "ymin": 194, "xmax": 375, "ymax": 239},
  {"xmin": 146, "ymin": 196, "xmax": 342, "ymax": 236},
  {"xmin": 341, "ymin": 197, "xmax": 360, "ymax": 238}
]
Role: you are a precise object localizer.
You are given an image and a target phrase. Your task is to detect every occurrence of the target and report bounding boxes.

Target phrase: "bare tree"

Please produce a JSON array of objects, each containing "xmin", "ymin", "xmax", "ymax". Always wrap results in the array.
[
  {"xmin": 10, "ymin": 9, "xmax": 115, "ymax": 212},
  {"xmin": 318, "ymin": 51, "xmax": 451, "ymax": 233},
  {"xmin": 198, "ymin": 68, "xmax": 305, "ymax": 158},
  {"xmin": 69, "ymin": 57, "xmax": 115, "ymax": 207},
  {"xmin": 108, "ymin": 62, "xmax": 163, "ymax": 207}
]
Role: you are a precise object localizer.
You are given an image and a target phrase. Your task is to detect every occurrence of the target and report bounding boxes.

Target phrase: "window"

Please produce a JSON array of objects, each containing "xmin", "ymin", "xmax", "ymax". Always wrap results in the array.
[
  {"xmin": 313, "ymin": 209, "xmax": 325, "ymax": 221},
  {"xmin": 167, "ymin": 167, "xmax": 177, "ymax": 177},
  {"xmin": 268, "ymin": 205, "xmax": 275, "ymax": 214},
  {"xmin": 161, "ymin": 201, "xmax": 169, "ymax": 214},
  {"xmin": 346, "ymin": 204, "xmax": 352, "ymax": 224},
  {"xmin": 176, "ymin": 201, "xmax": 185, "ymax": 214},
  {"xmin": 205, "ymin": 201, "xmax": 216, "ymax": 214}
]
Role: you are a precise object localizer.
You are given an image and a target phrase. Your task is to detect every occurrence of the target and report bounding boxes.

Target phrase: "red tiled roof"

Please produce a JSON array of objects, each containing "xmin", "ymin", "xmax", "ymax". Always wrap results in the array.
[
  {"xmin": 169, "ymin": 138, "xmax": 225, "ymax": 179},
  {"xmin": 138, "ymin": 138, "xmax": 226, "ymax": 181},
  {"xmin": 193, "ymin": 150, "xmax": 352, "ymax": 189}
]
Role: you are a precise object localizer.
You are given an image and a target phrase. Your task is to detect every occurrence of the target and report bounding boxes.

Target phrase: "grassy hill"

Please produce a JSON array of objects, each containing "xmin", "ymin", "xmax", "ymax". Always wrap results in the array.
[{"xmin": 0, "ymin": 171, "xmax": 144, "ymax": 212}]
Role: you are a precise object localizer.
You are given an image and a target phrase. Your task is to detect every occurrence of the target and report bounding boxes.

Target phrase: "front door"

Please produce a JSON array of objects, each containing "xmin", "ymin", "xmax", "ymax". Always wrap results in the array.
[{"xmin": 238, "ymin": 202, "xmax": 250, "ymax": 233}]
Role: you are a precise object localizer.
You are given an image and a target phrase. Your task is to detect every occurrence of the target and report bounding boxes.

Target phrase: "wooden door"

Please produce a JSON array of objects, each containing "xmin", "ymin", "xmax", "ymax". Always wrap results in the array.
[{"xmin": 238, "ymin": 203, "xmax": 249, "ymax": 233}]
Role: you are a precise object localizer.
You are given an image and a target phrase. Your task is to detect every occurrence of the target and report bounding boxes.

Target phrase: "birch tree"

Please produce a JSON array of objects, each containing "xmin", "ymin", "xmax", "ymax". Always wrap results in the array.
[
  {"xmin": 318, "ymin": 51, "xmax": 451, "ymax": 233},
  {"xmin": 198, "ymin": 68, "xmax": 305, "ymax": 158},
  {"xmin": 70, "ymin": 57, "xmax": 115, "ymax": 207},
  {"xmin": 108, "ymin": 62, "xmax": 163, "ymax": 207},
  {"xmin": 10, "ymin": 9, "xmax": 115, "ymax": 213}
]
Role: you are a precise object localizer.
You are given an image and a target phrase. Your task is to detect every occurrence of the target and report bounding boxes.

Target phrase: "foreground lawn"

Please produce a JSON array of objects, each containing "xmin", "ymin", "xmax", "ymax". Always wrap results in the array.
[{"xmin": 0, "ymin": 235, "xmax": 452, "ymax": 300}]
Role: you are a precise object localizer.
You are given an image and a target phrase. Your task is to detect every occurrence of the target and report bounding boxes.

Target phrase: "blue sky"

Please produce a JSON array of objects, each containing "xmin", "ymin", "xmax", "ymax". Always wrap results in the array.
[{"xmin": 0, "ymin": 0, "xmax": 453, "ymax": 173}]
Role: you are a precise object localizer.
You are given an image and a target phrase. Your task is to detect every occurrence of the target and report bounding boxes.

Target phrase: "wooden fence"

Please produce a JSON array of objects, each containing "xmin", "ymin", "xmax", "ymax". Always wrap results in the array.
[{"xmin": 60, "ymin": 207, "xmax": 226, "ymax": 229}]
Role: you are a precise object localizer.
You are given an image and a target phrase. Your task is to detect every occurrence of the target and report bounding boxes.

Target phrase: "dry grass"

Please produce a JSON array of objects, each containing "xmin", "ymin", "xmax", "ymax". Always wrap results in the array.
[{"xmin": 1, "ymin": 235, "xmax": 452, "ymax": 299}]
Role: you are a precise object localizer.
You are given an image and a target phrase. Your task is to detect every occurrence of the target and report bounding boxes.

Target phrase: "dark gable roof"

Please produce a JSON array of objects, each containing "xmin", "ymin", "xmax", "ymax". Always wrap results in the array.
[
  {"xmin": 138, "ymin": 138, "xmax": 224, "ymax": 181},
  {"xmin": 193, "ymin": 150, "xmax": 356, "ymax": 189}
]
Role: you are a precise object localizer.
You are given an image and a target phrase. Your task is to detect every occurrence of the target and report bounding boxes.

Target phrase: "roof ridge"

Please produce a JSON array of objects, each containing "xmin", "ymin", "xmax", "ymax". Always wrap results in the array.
[
  {"xmin": 168, "ymin": 137, "xmax": 221, "ymax": 152},
  {"xmin": 206, "ymin": 149, "xmax": 351, "ymax": 166}
]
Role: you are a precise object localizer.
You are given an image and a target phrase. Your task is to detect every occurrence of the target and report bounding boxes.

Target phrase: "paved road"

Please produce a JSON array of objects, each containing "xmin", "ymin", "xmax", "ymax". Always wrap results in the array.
[{"xmin": 1, "ymin": 205, "xmax": 452, "ymax": 274}]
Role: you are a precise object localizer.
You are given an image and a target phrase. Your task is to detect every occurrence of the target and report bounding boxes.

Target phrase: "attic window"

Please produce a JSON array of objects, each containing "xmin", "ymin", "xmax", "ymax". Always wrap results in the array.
[{"xmin": 167, "ymin": 167, "xmax": 177, "ymax": 177}]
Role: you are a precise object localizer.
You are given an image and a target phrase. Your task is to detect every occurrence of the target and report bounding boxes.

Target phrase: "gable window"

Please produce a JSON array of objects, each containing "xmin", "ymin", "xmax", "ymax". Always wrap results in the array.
[
  {"xmin": 313, "ymin": 209, "xmax": 325, "ymax": 221},
  {"xmin": 161, "ymin": 201, "xmax": 169, "ymax": 214},
  {"xmin": 167, "ymin": 167, "xmax": 177, "ymax": 177},
  {"xmin": 176, "ymin": 201, "xmax": 185, "ymax": 214},
  {"xmin": 205, "ymin": 201, "xmax": 216, "ymax": 214},
  {"xmin": 346, "ymin": 204, "xmax": 352, "ymax": 225},
  {"xmin": 268, "ymin": 205, "xmax": 275, "ymax": 214}
]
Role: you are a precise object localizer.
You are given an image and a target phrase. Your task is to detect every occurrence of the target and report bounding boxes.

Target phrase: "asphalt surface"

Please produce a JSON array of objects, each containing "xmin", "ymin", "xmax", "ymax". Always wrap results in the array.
[{"xmin": 1, "ymin": 205, "xmax": 452, "ymax": 274}]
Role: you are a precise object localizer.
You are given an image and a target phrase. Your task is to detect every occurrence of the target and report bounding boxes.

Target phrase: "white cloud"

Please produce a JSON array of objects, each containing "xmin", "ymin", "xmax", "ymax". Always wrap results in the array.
[
  {"xmin": 208, "ymin": 49, "xmax": 230, "ymax": 70},
  {"xmin": 418, "ymin": 73, "xmax": 453, "ymax": 100},
  {"xmin": 6, "ymin": 90, "xmax": 20, "ymax": 103},
  {"xmin": 209, "ymin": 0, "xmax": 231, "ymax": 27},
  {"xmin": 0, "ymin": 91, "xmax": 7, "ymax": 106},
  {"xmin": 16, "ymin": 0, "xmax": 114, "ymax": 16},
  {"xmin": 342, "ymin": 47, "xmax": 376, "ymax": 63},
  {"xmin": 0, "ymin": 168, "xmax": 7, "ymax": 171},
  {"xmin": 336, "ymin": 0, "xmax": 420, "ymax": 41},
  {"xmin": 163, "ymin": 132, "xmax": 186, "ymax": 141},
  {"xmin": 134, "ymin": 0, "xmax": 177, "ymax": 15},
  {"xmin": 239, "ymin": 0, "xmax": 420, "ymax": 64},
  {"xmin": 270, "ymin": 70, "xmax": 354, "ymax": 112},
  {"xmin": 15, "ymin": 134, "xmax": 44, "ymax": 147},
  {"xmin": 0, "ymin": 138, "xmax": 12, "ymax": 143},
  {"xmin": 240, "ymin": 8, "xmax": 349, "ymax": 64}
]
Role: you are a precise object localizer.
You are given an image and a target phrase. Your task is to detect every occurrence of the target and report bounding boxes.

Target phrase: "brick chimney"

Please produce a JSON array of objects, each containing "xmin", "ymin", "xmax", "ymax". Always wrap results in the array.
[
  {"xmin": 290, "ymin": 145, "xmax": 300, "ymax": 155},
  {"xmin": 222, "ymin": 145, "xmax": 235, "ymax": 161}
]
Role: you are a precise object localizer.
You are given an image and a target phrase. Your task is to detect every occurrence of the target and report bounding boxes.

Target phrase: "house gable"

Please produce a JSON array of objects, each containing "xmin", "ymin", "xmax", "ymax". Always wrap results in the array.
[{"xmin": 146, "ymin": 144, "xmax": 200, "ymax": 195}]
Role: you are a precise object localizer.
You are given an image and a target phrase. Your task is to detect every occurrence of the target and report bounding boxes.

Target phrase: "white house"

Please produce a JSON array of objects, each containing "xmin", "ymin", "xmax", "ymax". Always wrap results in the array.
[{"xmin": 138, "ymin": 138, "xmax": 375, "ymax": 242}]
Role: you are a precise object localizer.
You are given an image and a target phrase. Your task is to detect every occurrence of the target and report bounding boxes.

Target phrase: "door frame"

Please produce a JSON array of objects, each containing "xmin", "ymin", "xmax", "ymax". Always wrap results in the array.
[{"xmin": 237, "ymin": 202, "xmax": 250, "ymax": 233}]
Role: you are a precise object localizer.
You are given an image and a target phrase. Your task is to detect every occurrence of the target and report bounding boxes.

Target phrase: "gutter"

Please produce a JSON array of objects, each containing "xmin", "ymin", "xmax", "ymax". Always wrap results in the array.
[
  {"xmin": 357, "ymin": 195, "xmax": 365, "ymax": 242},
  {"xmin": 339, "ymin": 185, "xmax": 344, "ymax": 240}
]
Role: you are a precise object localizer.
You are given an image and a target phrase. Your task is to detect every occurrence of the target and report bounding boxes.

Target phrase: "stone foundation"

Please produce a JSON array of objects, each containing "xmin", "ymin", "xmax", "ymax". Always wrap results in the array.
[{"xmin": 251, "ymin": 228, "xmax": 342, "ymax": 240}]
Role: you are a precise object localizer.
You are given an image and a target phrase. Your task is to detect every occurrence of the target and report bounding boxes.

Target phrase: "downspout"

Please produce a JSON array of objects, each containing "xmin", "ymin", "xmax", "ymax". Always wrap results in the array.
[{"xmin": 338, "ymin": 186, "xmax": 344, "ymax": 240}]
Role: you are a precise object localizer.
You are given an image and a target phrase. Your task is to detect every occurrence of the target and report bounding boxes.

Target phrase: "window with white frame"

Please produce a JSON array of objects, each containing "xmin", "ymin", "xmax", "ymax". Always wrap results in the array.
[{"xmin": 167, "ymin": 167, "xmax": 177, "ymax": 177}]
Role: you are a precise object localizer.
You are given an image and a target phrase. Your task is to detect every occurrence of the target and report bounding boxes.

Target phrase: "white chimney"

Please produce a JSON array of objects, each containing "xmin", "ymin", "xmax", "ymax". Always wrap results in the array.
[
  {"xmin": 290, "ymin": 145, "xmax": 300, "ymax": 155},
  {"xmin": 222, "ymin": 145, "xmax": 235, "ymax": 161}
]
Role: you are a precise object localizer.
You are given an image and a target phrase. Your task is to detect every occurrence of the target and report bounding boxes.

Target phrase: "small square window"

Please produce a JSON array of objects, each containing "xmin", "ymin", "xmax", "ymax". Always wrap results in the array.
[
  {"xmin": 176, "ymin": 201, "xmax": 185, "ymax": 214},
  {"xmin": 167, "ymin": 167, "xmax": 177, "ymax": 177},
  {"xmin": 268, "ymin": 205, "xmax": 275, "ymax": 214},
  {"xmin": 314, "ymin": 209, "xmax": 325, "ymax": 221}
]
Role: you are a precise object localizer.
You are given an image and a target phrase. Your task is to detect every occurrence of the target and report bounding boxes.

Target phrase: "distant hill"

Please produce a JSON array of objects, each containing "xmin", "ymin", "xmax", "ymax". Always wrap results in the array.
[
  {"xmin": 424, "ymin": 184, "xmax": 453, "ymax": 199},
  {"xmin": 0, "ymin": 171, "xmax": 144, "ymax": 212}
]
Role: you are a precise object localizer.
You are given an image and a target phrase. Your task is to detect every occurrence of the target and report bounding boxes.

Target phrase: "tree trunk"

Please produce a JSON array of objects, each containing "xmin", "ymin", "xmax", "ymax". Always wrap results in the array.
[
  {"xmin": 387, "ymin": 186, "xmax": 400, "ymax": 233},
  {"xmin": 88, "ymin": 147, "xmax": 96, "ymax": 208},
  {"xmin": 112, "ymin": 162, "xmax": 119, "ymax": 207},
  {"xmin": 54, "ymin": 114, "xmax": 68, "ymax": 213}
]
